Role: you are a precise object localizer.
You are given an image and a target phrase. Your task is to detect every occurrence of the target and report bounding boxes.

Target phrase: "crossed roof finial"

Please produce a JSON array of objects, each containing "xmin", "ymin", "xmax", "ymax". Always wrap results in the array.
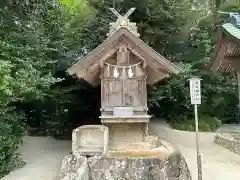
[
  {"xmin": 107, "ymin": 7, "xmax": 139, "ymax": 37},
  {"xmin": 109, "ymin": 8, "xmax": 136, "ymax": 19}
]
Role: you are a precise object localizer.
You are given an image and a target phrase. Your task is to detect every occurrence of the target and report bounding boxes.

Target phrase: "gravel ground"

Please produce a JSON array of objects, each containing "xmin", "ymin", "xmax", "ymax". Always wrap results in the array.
[
  {"xmin": 149, "ymin": 120, "xmax": 240, "ymax": 180},
  {"xmin": 2, "ymin": 121, "xmax": 240, "ymax": 180},
  {"xmin": 1, "ymin": 136, "xmax": 71, "ymax": 180}
]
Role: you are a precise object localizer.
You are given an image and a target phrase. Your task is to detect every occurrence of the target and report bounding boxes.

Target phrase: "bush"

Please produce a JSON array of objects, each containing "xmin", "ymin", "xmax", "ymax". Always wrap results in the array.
[
  {"xmin": 170, "ymin": 115, "xmax": 219, "ymax": 132},
  {"xmin": 0, "ymin": 109, "xmax": 26, "ymax": 178}
]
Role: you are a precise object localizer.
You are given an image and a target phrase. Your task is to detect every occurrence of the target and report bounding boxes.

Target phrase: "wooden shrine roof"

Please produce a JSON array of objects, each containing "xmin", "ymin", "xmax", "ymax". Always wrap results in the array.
[
  {"xmin": 67, "ymin": 27, "xmax": 181, "ymax": 86},
  {"xmin": 210, "ymin": 13, "xmax": 240, "ymax": 73}
]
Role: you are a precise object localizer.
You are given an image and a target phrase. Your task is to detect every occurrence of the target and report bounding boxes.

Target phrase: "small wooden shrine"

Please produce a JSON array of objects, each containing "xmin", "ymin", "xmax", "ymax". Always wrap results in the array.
[
  {"xmin": 67, "ymin": 8, "xmax": 180, "ymax": 150},
  {"xmin": 210, "ymin": 13, "xmax": 240, "ymax": 105}
]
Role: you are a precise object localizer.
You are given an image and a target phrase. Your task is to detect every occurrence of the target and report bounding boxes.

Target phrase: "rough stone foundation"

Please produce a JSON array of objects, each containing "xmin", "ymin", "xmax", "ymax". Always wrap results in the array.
[
  {"xmin": 59, "ymin": 154, "xmax": 89, "ymax": 180},
  {"xmin": 88, "ymin": 151, "xmax": 191, "ymax": 180},
  {"xmin": 59, "ymin": 143, "xmax": 192, "ymax": 180}
]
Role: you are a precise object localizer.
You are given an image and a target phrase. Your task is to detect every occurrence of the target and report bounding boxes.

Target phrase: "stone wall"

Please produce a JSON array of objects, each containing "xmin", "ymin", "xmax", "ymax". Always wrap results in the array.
[
  {"xmin": 215, "ymin": 133, "xmax": 240, "ymax": 155},
  {"xmin": 88, "ymin": 151, "xmax": 191, "ymax": 180}
]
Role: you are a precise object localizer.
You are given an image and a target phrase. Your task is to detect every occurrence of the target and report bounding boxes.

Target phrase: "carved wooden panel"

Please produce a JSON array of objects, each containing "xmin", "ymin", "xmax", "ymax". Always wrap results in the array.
[
  {"xmin": 124, "ymin": 79, "xmax": 143, "ymax": 107},
  {"xmin": 104, "ymin": 80, "xmax": 123, "ymax": 107},
  {"xmin": 117, "ymin": 45, "xmax": 130, "ymax": 65},
  {"xmin": 102, "ymin": 78, "xmax": 146, "ymax": 108}
]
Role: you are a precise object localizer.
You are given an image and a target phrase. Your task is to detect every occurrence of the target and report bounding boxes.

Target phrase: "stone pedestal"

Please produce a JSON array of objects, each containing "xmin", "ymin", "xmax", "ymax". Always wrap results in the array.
[
  {"xmin": 100, "ymin": 115, "xmax": 151, "ymax": 151},
  {"xmin": 59, "ymin": 124, "xmax": 192, "ymax": 180},
  {"xmin": 59, "ymin": 141, "xmax": 192, "ymax": 180}
]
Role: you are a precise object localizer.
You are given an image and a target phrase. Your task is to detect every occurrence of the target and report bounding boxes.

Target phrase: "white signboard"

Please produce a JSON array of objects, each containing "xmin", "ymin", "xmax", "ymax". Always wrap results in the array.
[
  {"xmin": 113, "ymin": 107, "xmax": 133, "ymax": 117},
  {"xmin": 189, "ymin": 77, "xmax": 201, "ymax": 105}
]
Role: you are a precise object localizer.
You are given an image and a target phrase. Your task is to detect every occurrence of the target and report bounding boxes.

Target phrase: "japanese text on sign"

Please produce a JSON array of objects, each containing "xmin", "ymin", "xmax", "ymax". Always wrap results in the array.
[{"xmin": 189, "ymin": 78, "xmax": 201, "ymax": 105}]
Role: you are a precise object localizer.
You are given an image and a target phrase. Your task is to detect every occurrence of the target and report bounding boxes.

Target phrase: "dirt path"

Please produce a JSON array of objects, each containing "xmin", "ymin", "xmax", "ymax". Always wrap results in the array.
[
  {"xmin": 149, "ymin": 120, "xmax": 240, "ymax": 180},
  {"xmin": 2, "ymin": 121, "xmax": 240, "ymax": 180}
]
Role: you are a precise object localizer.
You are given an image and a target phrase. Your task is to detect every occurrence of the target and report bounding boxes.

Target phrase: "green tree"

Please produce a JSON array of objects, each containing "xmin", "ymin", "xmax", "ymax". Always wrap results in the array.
[
  {"xmin": 148, "ymin": 1, "xmax": 240, "ymax": 125},
  {"xmin": 0, "ymin": 0, "xmax": 74, "ymax": 176}
]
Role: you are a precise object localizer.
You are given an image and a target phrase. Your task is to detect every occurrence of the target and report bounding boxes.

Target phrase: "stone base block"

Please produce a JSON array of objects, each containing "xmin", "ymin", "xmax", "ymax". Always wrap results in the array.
[
  {"xmin": 109, "ymin": 135, "xmax": 158, "ymax": 151},
  {"xmin": 59, "ymin": 139, "xmax": 191, "ymax": 180},
  {"xmin": 215, "ymin": 133, "xmax": 240, "ymax": 155},
  {"xmin": 88, "ymin": 151, "xmax": 191, "ymax": 180},
  {"xmin": 72, "ymin": 125, "xmax": 109, "ymax": 156}
]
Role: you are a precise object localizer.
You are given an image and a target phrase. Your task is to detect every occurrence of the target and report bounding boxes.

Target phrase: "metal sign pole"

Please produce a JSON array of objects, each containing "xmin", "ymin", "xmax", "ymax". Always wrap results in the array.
[
  {"xmin": 194, "ymin": 104, "xmax": 202, "ymax": 180},
  {"xmin": 189, "ymin": 77, "xmax": 203, "ymax": 180}
]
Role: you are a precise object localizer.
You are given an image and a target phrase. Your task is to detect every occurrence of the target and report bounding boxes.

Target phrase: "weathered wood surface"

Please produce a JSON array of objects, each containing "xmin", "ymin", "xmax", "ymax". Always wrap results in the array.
[
  {"xmin": 67, "ymin": 28, "xmax": 180, "ymax": 85},
  {"xmin": 102, "ymin": 77, "xmax": 146, "ymax": 108},
  {"xmin": 211, "ymin": 34, "xmax": 240, "ymax": 73}
]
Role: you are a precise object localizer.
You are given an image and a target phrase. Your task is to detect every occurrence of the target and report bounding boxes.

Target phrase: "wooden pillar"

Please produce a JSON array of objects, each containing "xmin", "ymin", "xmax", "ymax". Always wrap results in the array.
[
  {"xmin": 237, "ymin": 71, "xmax": 240, "ymax": 108},
  {"xmin": 144, "ymin": 123, "xmax": 149, "ymax": 137},
  {"xmin": 144, "ymin": 76, "xmax": 148, "ymax": 110}
]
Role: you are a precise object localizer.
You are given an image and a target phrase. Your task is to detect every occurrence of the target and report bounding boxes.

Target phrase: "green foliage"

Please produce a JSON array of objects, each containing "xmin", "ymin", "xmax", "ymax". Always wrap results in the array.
[
  {"xmin": 85, "ymin": 0, "xmax": 196, "ymax": 56},
  {"xmin": 0, "ymin": 0, "xmax": 72, "ymax": 176},
  {"xmin": 148, "ymin": 2, "xmax": 240, "ymax": 125},
  {"xmin": 0, "ymin": 109, "xmax": 26, "ymax": 178},
  {"xmin": 60, "ymin": 0, "xmax": 94, "ymax": 16},
  {"xmin": 171, "ymin": 115, "xmax": 219, "ymax": 132}
]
